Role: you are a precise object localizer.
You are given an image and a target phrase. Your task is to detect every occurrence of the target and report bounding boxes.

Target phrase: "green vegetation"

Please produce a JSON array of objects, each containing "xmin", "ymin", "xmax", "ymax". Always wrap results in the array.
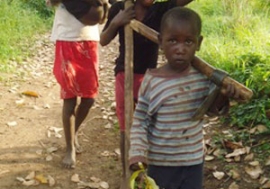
[
  {"xmin": 189, "ymin": 0, "xmax": 270, "ymax": 128},
  {"xmin": 0, "ymin": 0, "xmax": 269, "ymax": 128},
  {"xmin": 0, "ymin": 0, "xmax": 53, "ymax": 72}
]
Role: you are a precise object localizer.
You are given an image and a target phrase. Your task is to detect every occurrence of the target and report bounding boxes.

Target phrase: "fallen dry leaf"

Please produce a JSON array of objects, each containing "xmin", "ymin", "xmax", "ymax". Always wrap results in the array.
[
  {"xmin": 35, "ymin": 174, "xmax": 48, "ymax": 184},
  {"xmin": 114, "ymin": 148, "xmax": 120, "ymax": 156},
  {"xmin": 100, "ymin": 181, "xmax": 109, "ymax": 189},
  {"xmin": 224, "ymin": 140, "xmax": 243, "ymax": 150},
  {"xmin": 25, "ymin": 171, "xmax": 35, "ymax": 180},
  {"xmin": 16, "ymin": 177, "xmax": 25, "ymax": 182},
  {"xmin": 36, "ymin": 149, "xmax": 43, "ymax": 155},
  {"xmin": 77, "ymin": 181, "xmax": 100, "ymax": 189},
  {"xmin": 206, "ymin": 147, "xmax": 215, "ymax": 155},
  {"xmin": 225, "ymin": 158, "xmax": 233, "ymax": 163},
  {"xmin": 249, "ymin": 161, "xmax": 260, "ymax": 166},
  {"xmin": 71, "ymin": 173, "xmax": 80, "ymax": 183},
  {"xmin": 90, "ymin": 176, "xmax": 101, "ymax": 183},
  {"xmin": 15, "ymin": 99, "xmax": 25, "ymax": 105},
  {"xmin": 260, "ymin": 177, "xmax": 269, "ymax": 185},
  {"xmin": 265, "ymin": 156, "xmax": 270, "ymax": 166},
  {"xmin": 213, "ymin": 171, "xmax": 225, "ymax": 180},
  {"xmin": 46, "ymin": 155, "xmax": 53, "ymax": 161},
  {"xmin": 0, "ymin": 170, "xmax": 10, "ymax": 176},
  {"xmin": 234, "ymin": 155, "xmax": 241, "ymax": 162},
  {"xmin": 245, "ymin": 165, "xmax": 263, "ymax": 179},
  {"xmin": 205, "ymin": 155, "xmax": 215, "ymax": 161},
  {"xmin": 213, "ymin": 149, "xmax": 224, "ymax": 157},
  {"xmin": 101, "ymin": 151, "xmax": 110, "ymax": 157},
  {"xmin": 244, "ymin": 153, "xmax": 254, "ymax": 161},
  {"xmin": 228, "ymin": 169, "xmax": 240, "ymax": 180},
  {"xmin": 7, "ymin": 121, "xmax": 17, "ymax": 127},
  {"xmin": 228, "ymin": 182, "xmax": 239, "ymax": 189},
  {"xmin": 249, "ymin": 127, "xmax": 257, "ymax": 134},
  {"xmin": 21, "ymin": 90, "xmax": 39, "ymax": 98},
  {"xmin": 43, "ymin": 103, "xmax": 50, "ymax": 109},
  {"xmin": 47, "ymin": 147, "xmax": 58, "ymax": 153},
  {"xmin": 256, "ymin": 124, "xmax": 268, "ymax": 133},
  {"xmin": 226, "ymin": 148, "xmax": 246, "ymax": 158},
  {"xmin": 104, "ymin": 123, "xmax": 111, "ymax": 129},
  {"xmin": 262, "ymin": 181, "xmax": 270, "ymax": 188},
  {"xmin": 47, "ymin": 175, "xmax": 55, "ymax": 187}
]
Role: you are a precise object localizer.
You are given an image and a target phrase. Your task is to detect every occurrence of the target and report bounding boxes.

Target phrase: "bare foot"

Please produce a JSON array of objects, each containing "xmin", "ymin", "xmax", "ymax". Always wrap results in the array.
[
  {"xmin": 75, "ymin": 135, "xmax": 83, "ymax": 154},
  {"xmin": 62, "ymin": 150, "xmax": 76, "ymax": 169},
  {"xmin": 75, "ymin": 144, "xmax": 83, "ymax": 154}
]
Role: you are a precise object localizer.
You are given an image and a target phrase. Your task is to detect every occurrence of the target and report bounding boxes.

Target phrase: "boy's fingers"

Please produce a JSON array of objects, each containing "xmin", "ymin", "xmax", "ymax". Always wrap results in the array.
[{"xmin": 227, "ymin": 84, "xmax": 242, "ymax": 100}]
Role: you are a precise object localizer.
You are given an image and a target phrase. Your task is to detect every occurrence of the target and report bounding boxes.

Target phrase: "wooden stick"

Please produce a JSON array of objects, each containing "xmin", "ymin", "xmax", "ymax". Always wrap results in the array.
[
  {"xmin": 123, "ymin": 1, "xmax": 134, "ymax": 189},
  {"xmin": 129, "ymin": 19, "xmax": 253, "ymax": 102}
]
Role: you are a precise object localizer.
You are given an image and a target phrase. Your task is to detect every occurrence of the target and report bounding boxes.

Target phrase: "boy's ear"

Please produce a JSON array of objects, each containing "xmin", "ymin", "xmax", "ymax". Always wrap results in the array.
[{"xmin": 196, "ymin": 35, "xmax": 203, "ymax": 51}]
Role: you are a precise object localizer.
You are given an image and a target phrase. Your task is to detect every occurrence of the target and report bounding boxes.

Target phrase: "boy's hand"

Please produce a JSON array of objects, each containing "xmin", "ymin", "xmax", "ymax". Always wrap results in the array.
[
  {"xmin": 130, "ymin": 162, "xmax": 148, "ymax": 189},
  {"xmin": 112, "ymin": 6, "xmax": 135, "ymax": 27},
  {"xmin": 130, "ymin": 162, "xmax": 147, "ymax": 171},
  {"xmin": 225, "ymin": 84, "xmax": 245, "ymax": 102}
]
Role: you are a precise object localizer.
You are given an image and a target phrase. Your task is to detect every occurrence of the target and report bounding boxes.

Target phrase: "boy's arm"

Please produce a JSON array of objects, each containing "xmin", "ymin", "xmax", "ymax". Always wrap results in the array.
[
  {"xmin": 129, "ymin": 77, "xmax": 151, "ymax": 171},
  {"xmin": 79, "ymin": 5, "xmax": 108, "ymax": 25},
  {"xmin": 100, "ymin": 6, "xmax": 135, "ymax": 46}
]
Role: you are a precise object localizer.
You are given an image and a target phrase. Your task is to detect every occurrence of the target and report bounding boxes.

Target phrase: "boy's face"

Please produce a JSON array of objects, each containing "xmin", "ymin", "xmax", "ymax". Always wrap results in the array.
[{"xmin": 159, "ymin": 19, "xmax": 203, "ymax": 71}]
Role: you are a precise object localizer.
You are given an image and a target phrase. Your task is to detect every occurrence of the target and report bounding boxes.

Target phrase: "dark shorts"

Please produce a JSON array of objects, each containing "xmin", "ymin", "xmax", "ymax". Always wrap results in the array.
[{"xmin": 148, "ymin": 163, "xmax": 203, "ymax": 189}]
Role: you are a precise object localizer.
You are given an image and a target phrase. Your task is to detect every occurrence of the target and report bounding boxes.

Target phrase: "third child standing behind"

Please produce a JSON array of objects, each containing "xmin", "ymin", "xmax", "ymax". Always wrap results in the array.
[{"xmin": 129, "ymin": 7, "xmax": 240, "ymax": 189}]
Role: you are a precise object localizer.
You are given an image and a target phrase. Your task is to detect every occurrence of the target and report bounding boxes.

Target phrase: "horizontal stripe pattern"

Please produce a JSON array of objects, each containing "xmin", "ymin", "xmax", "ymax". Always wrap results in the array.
[{"xmin": 129, "ymin": 66, "xmax": 210, "ymax": 166}]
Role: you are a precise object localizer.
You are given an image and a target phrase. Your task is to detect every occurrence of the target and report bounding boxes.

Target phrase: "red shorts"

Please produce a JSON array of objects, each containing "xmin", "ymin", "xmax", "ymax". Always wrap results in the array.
[
  {"xmin": 53, "ymin": 41, "xmax": 99, "ymax": 99},
  {"xmin": 115, "ymin": 72, "xmax": 144, "ymax": 131}
]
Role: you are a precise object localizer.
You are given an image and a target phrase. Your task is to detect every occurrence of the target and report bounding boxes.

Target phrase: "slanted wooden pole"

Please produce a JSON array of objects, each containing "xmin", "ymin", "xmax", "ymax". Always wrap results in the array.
[
  {"xmin": 129, "ymin": 19, "xmax": 253, "ymax": 102},
  {"xmin": 123, "ymin": 0, "xmax": 134, "ymax": 188}
]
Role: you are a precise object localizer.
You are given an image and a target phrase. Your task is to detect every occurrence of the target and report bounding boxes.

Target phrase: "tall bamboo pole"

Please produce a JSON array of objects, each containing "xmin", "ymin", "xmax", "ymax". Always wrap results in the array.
[{"xmin": 122, "ymin": 0, "xmax": 134, "ymax": 188}]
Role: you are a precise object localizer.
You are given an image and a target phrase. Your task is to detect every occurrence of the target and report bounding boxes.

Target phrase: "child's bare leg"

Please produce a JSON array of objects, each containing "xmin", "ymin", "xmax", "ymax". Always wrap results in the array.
[
  {"xmin": 74, "ymin": 98, "xmax": 95, "ymax": 153},
  {"xmin": 62, "ymin": 98, "xmax": 77, "ymax": 169}
]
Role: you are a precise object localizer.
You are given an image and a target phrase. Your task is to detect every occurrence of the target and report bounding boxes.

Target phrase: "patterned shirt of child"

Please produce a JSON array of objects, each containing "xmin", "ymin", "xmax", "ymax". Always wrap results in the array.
[{"xmin": 129, "ymin": 65, "xmax": 211, "ymax": 167}]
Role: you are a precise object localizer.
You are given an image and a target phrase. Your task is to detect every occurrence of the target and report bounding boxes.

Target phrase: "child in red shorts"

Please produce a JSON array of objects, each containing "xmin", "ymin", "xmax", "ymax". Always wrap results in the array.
[{"xmin": 47, "ymin": 0, "xmax": 104, "ymax": 168}]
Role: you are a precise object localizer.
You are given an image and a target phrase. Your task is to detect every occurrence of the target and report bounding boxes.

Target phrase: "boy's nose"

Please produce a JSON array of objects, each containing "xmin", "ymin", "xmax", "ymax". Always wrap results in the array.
[{"xmin": 176, "ymin": 43, "xmax": 185, "ymax": 54}]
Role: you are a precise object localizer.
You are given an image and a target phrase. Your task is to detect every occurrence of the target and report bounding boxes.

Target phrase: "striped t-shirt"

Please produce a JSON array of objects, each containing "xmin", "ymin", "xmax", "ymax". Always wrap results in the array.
[{"xmin": 129, "ymin": 65, "xmax": 210, "ymax": 167}]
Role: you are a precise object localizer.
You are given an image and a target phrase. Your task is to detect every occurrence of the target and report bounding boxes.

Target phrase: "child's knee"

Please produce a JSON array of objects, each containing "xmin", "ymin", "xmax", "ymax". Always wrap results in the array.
[{"xmin": 81, "ymin": 98, "xmax": 95, "ymax": 109}]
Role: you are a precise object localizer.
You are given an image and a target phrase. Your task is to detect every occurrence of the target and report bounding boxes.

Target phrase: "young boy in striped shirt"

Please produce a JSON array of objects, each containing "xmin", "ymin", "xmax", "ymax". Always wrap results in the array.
[{"xmin": 129, "ymin": 7, "xmax": 239, "ymax": 189}]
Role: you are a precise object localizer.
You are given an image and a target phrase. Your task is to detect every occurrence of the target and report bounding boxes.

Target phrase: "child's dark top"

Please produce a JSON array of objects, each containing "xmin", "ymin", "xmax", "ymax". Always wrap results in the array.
[
  {"xmin": 102, "ymin": 0, "xmax": 176, "ymax": 76},
  {"xmin": 63, "ymin": 0, "xmax": 92, "ymax": 19}
]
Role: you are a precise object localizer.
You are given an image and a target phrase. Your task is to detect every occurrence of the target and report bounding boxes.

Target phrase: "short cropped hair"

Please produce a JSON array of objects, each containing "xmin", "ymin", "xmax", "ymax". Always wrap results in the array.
[{"xmin": 160, "ymin": 7, "xmax": 202, "ymax": 36}]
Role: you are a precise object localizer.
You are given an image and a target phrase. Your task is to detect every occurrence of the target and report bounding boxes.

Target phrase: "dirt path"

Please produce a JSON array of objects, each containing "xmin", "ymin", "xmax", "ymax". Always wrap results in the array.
[
  {"xmin": 0, "ymin": 31, "xmax": 269, "ymax": 189},
  {"xmin": 0, "ymin": 32, "xmax": 122, "ymax": 189}
]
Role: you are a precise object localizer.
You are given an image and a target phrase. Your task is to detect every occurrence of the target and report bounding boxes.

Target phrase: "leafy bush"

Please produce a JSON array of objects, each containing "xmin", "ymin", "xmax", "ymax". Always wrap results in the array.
[
  {"xmin": 20, "ymin": 0, "xmax": 54, "ymax": 18},
  {"xmin": 189, "ymin": 0, "xmax": 270, "ymax": 128},
  {"xmin": 0, "ymin": 0, "xmax": 53, "ymax": 71}
]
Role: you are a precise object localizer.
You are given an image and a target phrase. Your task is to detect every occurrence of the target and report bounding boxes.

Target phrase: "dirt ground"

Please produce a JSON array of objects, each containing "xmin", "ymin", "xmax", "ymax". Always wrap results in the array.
[{"xmin": 0, "ymin": 30, "xmax": 269, "ymax": 189}]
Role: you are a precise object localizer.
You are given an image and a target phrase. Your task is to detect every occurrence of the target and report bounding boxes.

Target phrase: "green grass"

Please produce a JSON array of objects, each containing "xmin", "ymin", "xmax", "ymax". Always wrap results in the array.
[
  {"xmin": 0, "ymin": 0, "xmax": 269, "ymax": 127},
  {"xmin": 189, "ymin": 0, "xmax": 270, "ymax": 69},
  {"xmin": 0, "ymin": 0, "xmax": 53, "ymax": 72},
  {"xmin": 188, "ymin": 0, "xmax": 270, "ymax": 127}
]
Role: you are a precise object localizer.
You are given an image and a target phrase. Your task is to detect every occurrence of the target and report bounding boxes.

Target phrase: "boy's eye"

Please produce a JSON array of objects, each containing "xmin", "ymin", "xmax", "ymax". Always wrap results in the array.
[
  {"xmin": 185, "ymin": 39, "xmax": 194, "ymax": 45},
  {"xmin": 168, "ymin": 39, "xmax": 177, "ymax": 43}
]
